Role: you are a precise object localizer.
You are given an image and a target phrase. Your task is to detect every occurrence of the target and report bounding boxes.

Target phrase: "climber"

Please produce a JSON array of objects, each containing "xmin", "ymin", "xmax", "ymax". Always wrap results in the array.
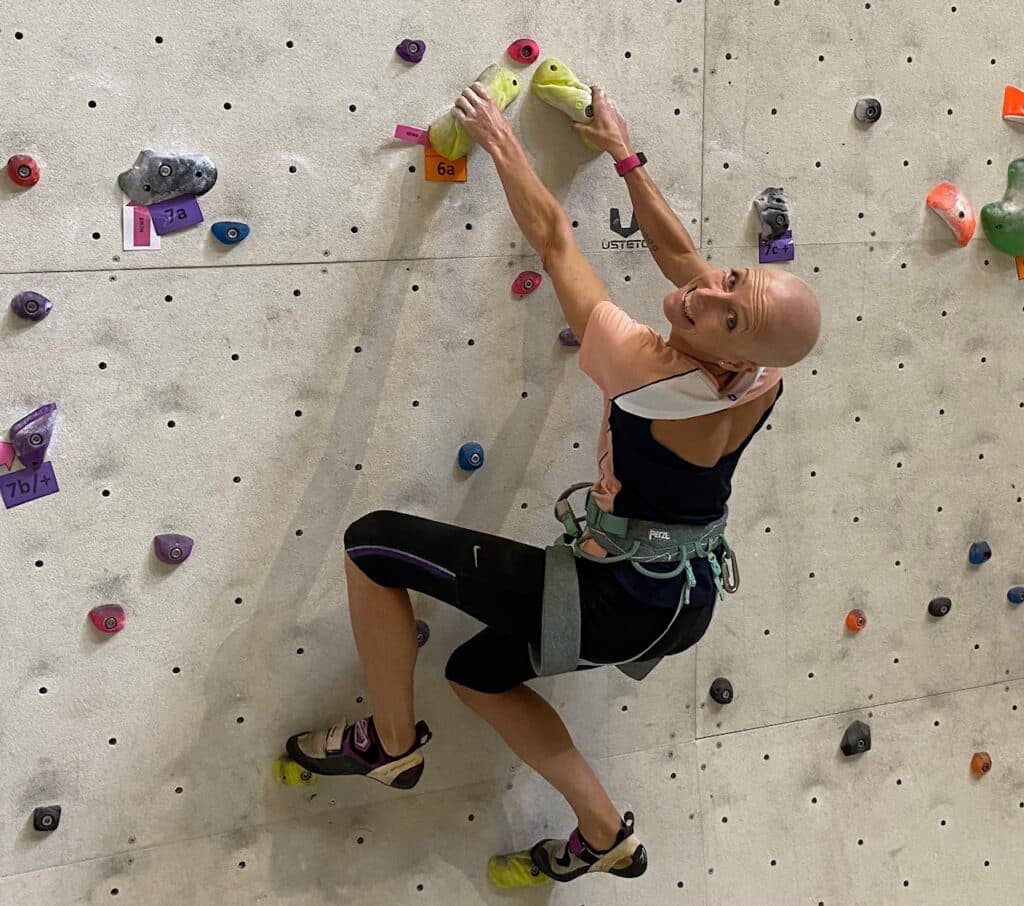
[{"xmin": 286, "ymin": 78, "xmax": 821, "ymax": 884}]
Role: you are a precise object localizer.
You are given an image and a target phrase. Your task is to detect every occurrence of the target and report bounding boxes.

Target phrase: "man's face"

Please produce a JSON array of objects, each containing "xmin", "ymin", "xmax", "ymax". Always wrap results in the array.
[{"xmin": 663, "ymin": 267, "xmax": 760, "ymax": 367}]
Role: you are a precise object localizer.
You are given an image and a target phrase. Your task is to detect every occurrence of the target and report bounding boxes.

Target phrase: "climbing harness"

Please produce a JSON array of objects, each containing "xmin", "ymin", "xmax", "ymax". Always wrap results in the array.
[{"xmin": 529, "ymin": 483, "xmax": 741, "ymax": 681}]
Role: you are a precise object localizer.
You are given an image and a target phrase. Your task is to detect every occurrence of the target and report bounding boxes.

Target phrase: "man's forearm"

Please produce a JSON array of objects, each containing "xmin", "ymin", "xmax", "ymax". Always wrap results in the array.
[
  {"xmin": 490, "ymin": 138, "xmax": 567, "ymax": 257},
  {"xmin": 613, "ymin": 147, "xmax": 698, "ymax": 259}
]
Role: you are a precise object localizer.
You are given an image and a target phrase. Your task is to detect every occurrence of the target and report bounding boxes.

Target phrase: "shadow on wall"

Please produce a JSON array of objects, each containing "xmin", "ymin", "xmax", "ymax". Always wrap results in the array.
[{"xmin": 178, "ymin": 121, "xmax": 596, "ymax": 892}]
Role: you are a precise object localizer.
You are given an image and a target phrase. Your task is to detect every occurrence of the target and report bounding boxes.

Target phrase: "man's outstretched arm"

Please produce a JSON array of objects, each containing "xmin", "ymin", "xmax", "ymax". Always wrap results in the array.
[
  {"xmin": 455, "ymin": 83, "xmax": 609, "ymax": 341},
  {"xmin": 573, "ymin": 87, "xmax": 712, "ymax": 289}
]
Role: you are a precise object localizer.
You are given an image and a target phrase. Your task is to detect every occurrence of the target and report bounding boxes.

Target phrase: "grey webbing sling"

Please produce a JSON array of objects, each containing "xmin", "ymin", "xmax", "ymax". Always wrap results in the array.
[{"xmin": 529, "ymin": 483, "xmax": 741, "ymax": 680}]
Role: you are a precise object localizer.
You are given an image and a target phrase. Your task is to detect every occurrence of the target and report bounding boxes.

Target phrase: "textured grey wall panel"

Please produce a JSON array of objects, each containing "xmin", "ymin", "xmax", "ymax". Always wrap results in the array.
[{"xmin": 2, "ymin": 0, "xmax": 1023, "ymax": 904}]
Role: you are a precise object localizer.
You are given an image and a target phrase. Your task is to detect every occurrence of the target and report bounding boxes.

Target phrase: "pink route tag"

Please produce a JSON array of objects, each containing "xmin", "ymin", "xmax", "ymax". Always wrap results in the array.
[
  {"xmin": 395, "ymin": 125, "xmax": 430, "ymax": 146},
  {"xmin": 131, "ymin": 203, "xmax": 152, "ymax": 247}
]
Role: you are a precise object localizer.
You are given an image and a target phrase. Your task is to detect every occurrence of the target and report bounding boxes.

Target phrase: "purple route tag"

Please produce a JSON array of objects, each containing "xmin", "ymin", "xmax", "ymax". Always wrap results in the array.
[
  {"xmin": 759, "ymin": 230, "xmax": 795, "ymax": 264},
  {"xmin": 149, "ymin": 195, "xmax": 204, "ymax": 235},
  {"xmin": 2, "ymin": 461, "xmax": 59, "ymax": 509}
]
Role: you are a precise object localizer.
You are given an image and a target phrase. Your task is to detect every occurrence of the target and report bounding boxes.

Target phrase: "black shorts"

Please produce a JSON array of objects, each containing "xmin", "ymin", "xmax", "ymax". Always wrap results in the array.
[{"xmin": 343, "ymin": 510, "xmax": 719, "ymax": 693}]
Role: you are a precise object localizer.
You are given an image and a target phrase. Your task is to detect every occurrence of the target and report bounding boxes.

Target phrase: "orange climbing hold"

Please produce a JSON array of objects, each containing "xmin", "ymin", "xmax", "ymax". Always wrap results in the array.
[
  {"xmin": 845, "ymin": 609, "xmax": 867, "ymax": 631},
  {"xmin": 970, "ymin": 752, "xmax": 992, "ymax": 776},
  {"xmin": 926, "ymin": 182, "xmax": 976, "ymax": 247},
  {"xmin": 1002, "ymin": 85, "xmax": 1024, "ymax": 124}
]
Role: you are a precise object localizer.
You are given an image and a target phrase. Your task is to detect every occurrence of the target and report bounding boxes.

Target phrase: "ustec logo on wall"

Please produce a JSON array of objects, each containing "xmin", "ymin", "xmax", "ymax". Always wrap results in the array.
[{"xmin": 602, "ymin": 208, "xmax": 649, "ymax": 251}]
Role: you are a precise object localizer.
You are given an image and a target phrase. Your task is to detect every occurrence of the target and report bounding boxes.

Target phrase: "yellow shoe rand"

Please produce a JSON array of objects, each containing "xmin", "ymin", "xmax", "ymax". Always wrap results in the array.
[
  {"xmin": 531, "ymin": 59, "xmax": 600, "ymax": 150},
  {"xmin": 429, "ymin": 64, "xmax": 522, "ymax": 161}
]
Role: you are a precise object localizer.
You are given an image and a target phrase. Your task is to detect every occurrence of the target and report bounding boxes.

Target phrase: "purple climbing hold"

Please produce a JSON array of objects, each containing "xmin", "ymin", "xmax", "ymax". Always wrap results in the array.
[
  {"xmin": 154, "ymin": 533, "xmax": 194, "ymax": 565},
  {"xmin": 396, "ymin": 38, "xmax": 426, "ymax": 63},
  {"xmin": 11, "ymin": 291, "xmax": 53, "ymax": 322},
  {"xmin": 8, "ymin": 403, "xmax": 57, "ymax": 470},
  {"xmin": 558, "ymin": 327, "xmax": 580, "ymax": 348}
]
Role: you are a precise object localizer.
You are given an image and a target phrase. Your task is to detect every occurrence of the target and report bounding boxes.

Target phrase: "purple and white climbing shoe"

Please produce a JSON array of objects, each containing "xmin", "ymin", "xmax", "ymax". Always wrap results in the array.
[
  {"xmin": 286, "ymin": 715, "xmax": 432, "ymax": 790},
  {"xmin": 530, "ymin": 811, "xmax": 648, "ymax": 883}
]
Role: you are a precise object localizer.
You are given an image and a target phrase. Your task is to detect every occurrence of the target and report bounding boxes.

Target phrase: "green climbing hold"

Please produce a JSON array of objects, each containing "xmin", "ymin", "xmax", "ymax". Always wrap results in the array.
[
  {"xmin": 429, "ymin": 65, "xmax": 521, "ymax": 162},
  {"xmin": 980, "ymin": 157, "xmax": 1024, "ymax": 257}
]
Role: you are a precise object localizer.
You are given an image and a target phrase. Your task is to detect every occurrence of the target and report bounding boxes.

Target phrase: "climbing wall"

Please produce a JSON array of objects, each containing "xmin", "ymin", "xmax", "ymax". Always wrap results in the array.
[{"xmin": 2, "ymin": 0, "xmax": 1023, "ymax": 903}]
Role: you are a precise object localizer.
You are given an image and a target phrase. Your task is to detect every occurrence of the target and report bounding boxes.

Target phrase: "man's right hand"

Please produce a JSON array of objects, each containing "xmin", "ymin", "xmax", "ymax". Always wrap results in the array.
[{"xmin": 571, "ymin": 86, "xmax": 635, "ymax": 161}]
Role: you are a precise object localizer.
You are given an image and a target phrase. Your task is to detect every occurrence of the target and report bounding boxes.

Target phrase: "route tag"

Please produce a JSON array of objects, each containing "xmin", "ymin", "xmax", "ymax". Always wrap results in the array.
[
  {"xmin": 149, "ymin": 195, "xmax": 204, "ymax": 235},
  {"xmin": 759, "ymin": 230, "xmax": 795, "ymax": 264},
  {"xmin": 2, "ymin": 461, "xmax": 59, "ymax": 509},
  {"xmin": 425, "ymin": 146, "xmax": 467, "ymax": 182}
]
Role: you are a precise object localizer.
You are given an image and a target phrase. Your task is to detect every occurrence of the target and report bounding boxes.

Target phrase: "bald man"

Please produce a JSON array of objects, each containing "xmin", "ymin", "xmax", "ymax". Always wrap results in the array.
[{"xmin": 285, "ymin": 83, "xmax": 821, "ymax": 888}]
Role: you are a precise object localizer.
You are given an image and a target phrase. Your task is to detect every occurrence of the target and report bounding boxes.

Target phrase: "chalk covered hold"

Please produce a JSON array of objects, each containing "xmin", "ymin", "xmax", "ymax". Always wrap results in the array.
[{"xmin": 429, "ymin": 65, "xmax": 521, "ymax": 161}]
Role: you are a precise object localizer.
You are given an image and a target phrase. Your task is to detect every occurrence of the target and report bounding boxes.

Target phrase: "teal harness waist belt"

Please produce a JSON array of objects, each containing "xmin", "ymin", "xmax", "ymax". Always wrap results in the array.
[{"xmin": 529, "ymin": 482, "xmax": 741, "ymax": 681}]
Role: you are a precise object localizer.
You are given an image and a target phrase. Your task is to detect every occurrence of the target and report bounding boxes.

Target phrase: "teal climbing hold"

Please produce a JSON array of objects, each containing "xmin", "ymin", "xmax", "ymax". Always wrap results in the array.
[
  {"xmin": 980, "ymin": 158, "xmax": 1024, "ymax": 257},
  {"xmin": 211, "ymin": 221, "xmax": 250, "ymax": 245}
]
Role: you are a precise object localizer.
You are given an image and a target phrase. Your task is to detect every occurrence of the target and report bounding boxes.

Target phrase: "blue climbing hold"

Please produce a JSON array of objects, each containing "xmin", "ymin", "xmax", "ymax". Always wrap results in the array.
[
  {"xmin": 457, "ymin": 442, "xmax": 485, "ymax": 471},
  {"xmin": 1008, "ymin": 587, "xmax": 1024, "ymax": 606},
  {"xmin": 211, "ymin": 221, "xmax": 250, "ymax": 245},
  {"xmin": 968, "ymin": 541, "xmax": 992, "ymax": 565}
]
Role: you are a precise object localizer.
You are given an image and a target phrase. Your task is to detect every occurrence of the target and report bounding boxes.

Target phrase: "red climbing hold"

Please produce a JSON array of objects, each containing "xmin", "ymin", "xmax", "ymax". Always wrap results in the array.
[
  {"xmin": 970, "ymin": 751, "xmax": 992, "ymax": 776},
  {"xmin": 1002, "ymin": 85, "xmax": 1024, "ymax": 124},
  {"xmin": 845, "ymin": 609, "xmax": 867, "ymax": 631},
  {"xmin": 89, "ymin": 604, "xmax": 126, "ymax": 634},
  {"xmin": 512, "ymin": 271, "xmax": 542, "ymax": 297},
  {"xmin": 7, "ymin": 154, "xmax": 40, "ymax": 188}
]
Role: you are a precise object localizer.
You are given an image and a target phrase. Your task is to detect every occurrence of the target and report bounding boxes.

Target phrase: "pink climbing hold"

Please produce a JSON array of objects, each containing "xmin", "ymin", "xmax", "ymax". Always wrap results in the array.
[
  {"xmin": 89, "ymin": 604, "xmax": 126, "ymax": 634},
  {"xmin": 512, "ymin": 271, "xmax": 543, "ymax": 297},
  {"xmin": 507, "ymin": 39, "xmax": 540, "ymax": 65}
]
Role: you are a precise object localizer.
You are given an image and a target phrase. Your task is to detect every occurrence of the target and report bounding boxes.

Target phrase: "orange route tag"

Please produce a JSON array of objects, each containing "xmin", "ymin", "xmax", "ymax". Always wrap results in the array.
[
  {"xmin": 1016, "ymin": 256, "xmax": 1024, "ymax": 281},
  {"xmin": 425, "ymin": 145, "xmax": 467, "ymax": 182}
]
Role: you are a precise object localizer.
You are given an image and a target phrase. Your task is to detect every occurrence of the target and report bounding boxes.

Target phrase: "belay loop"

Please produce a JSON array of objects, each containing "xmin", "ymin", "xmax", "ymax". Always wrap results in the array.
[{"xmin": 530, "ymin": 483, "xmax": 743, "ymax": 680}]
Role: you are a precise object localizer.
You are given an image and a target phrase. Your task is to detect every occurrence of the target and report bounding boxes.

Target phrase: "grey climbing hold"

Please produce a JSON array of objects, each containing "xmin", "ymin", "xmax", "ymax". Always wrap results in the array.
[
  {"xmin": 753, "ymin": 187, "xmax": 790, "ymax": 241},
  {"xmin": 118, "ymin": 150, "xmax": 218, "ymax": 205},
  {"xmin": 854, "ymin": 97, "xmax": 882, "ymax": 123}
]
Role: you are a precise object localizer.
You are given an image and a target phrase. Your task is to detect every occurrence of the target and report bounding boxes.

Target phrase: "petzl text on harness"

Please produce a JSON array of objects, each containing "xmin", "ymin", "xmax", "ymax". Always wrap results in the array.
[{"xmin": 529, "ymin": 483, "xmax": 740, "ymax": 680}]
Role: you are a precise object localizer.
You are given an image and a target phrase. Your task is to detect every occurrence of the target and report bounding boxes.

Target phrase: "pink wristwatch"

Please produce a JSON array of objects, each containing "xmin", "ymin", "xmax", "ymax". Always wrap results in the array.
[{"xmin": 615, "ymin": 152, "xmax": 647, "ymax": 177}]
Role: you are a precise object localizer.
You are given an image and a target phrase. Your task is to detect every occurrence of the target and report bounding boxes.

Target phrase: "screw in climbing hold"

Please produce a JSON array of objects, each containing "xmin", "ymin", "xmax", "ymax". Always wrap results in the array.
[
  {"xmin": 709, "ymin": 677, "xmax": 733, "ymax": 704},
  {"xmin": 854, "ymin": 97, "xmax": 882, "ymax": 124},
  {"xmin": 968, "ymin": 541, "xmax": 992, "ymax": 565},
  {"xmin": 396, "ymin": 39, "xmax": 426, "ymax": 63},
  {"xmin": 415, "ymin": 620, "xmax": 430, "ymax": 647},
  {"xmin": 840, "ymin": 720, "xmax": 871, "ymax": 756},
  {"xmin": 507, "ymin": 39, "xmax": 540, "ymax": 65},
  {"xmin": 511, "ymin": 271, "xmax": 543, "ymax": 297},
  {"xmin": 926, "ymin": 182, "xmax": 976, "ymax": 247},
  {"xmin": 928, "ymin": 597, "xmax": 952, "ymax": 617},
  {"xmin": 1008, "ymin": 587, "xmax": 1024, "ymax": 606},
  {"xmin": 981, "ymin": 157, "xmax": 1024, "ymax": 258},
  {"xmin": 10, "ymin": 291, "xmax": 53, "ymax": 322},
  {"xmin": 457, "ymin": 443, "xmax": 485, "ymax": 471},
  {"xmin": 153, "ymin": 533, "xmax": 195, "ymax": 565},
  {"xmin": 89, "ymin": 604, "xmax": 126, "ymax": 634},
  {"xmin": 32, "ymin": 805, "xmax": 61, "ymax": 832},
  {"xmin": 558, "ymin": 327, "xmax": 580, "ymax": 348},
  {"xmin": 970, "ymin": 752, "xmax": 992, "ymax": 776},
  {"xmin": 753, "ymin": 187, "xmax": 791, "ymax": 241},
  {"xmin": 845, "ymin": 609, "xmax": 867, "ymax": 631},
  {"xmin": 1002, "ymin": 85, "xmax": 1024, "ymax": 124},
  {"xmin": 7, "ymin": 154, "xmax": 40, "ymax": 188},
  {"xmin": 211, "ymin": 221, "xmax": 251, "ymax": 245},
  {"xmin": 9, "ymin": 403, "xmax": 57, "ymax": 470}
]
